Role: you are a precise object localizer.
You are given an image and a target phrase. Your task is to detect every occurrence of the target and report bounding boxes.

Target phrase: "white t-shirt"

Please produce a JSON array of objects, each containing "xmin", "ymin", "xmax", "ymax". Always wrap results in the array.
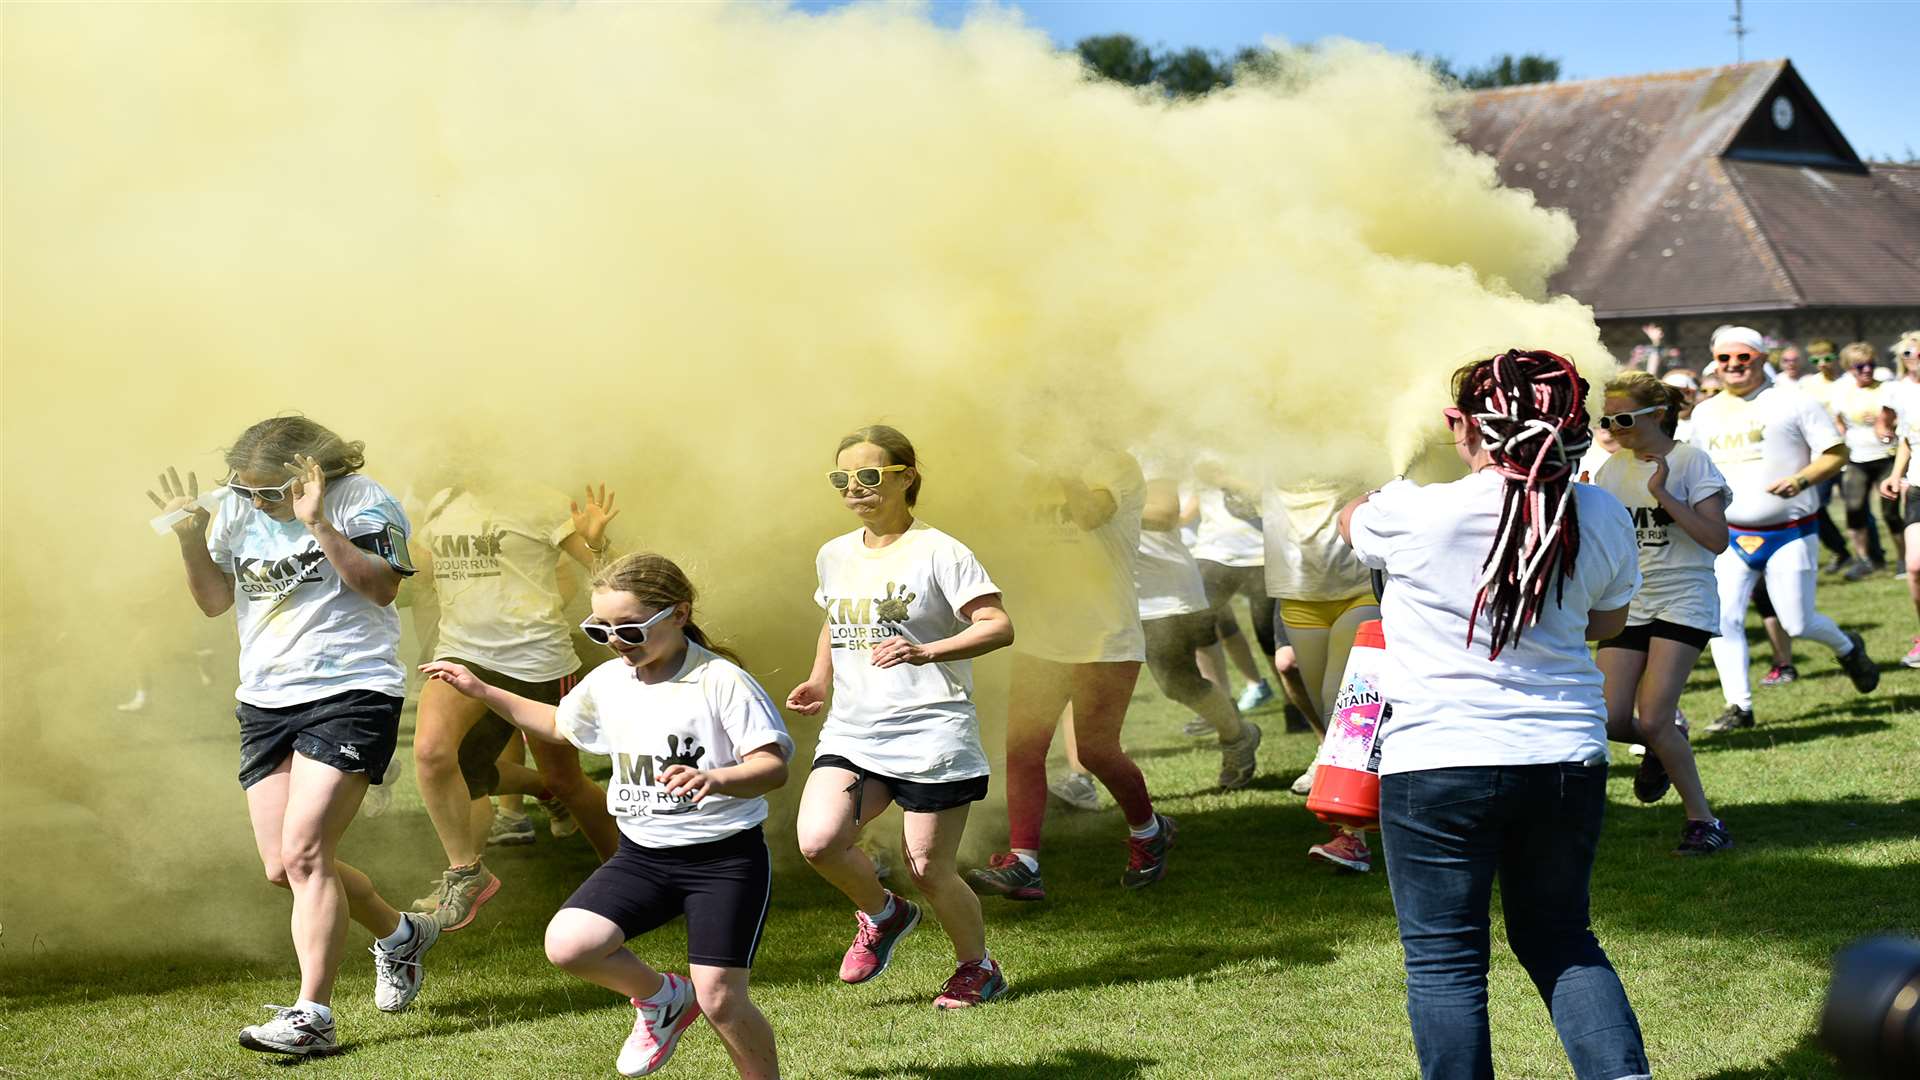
[
  {"xmin": 1686, "ymin": 380, "xmax": 1843, "ymax": 527},
  {"xmin": 1796, "ymin": 373, "xmax": 1842, "ymax": 409},
  {"xmin": 1133, "ymin": 456, "xmax": 1208, "ymax": 620},
  {"xmin": 812, "ymin": 522, "xmax": 1000, "ymax": 782},
  {"xmin": 1581, "ymin": 444, "xmax": 1727, "ymax": 632},
  {"xmin": 1016, "ymin": 451, "xmax": 1147, "ymax": 664},
  {"xmin": 1262, "ymin": 483, "xmax": 1374, "ymax": 602},
  {"xmin": 556, "ymin": 643, "xmax": 794, "ymax": 848},
  {"xmin": 419, "ymin": 488, "xmax": 582, "ymax": 682},
  {"xmin": 1188, "ymin": 486, "xmax": 1265, "ymax": 566},
  {"xmin": 1881, "ymin": 380, "xmax": 1920, "ymax": 484},
  {"xmin": 1826, "ymin": 379, "xmax": 1892, "ymax": 463},
  {"xmin": 1348, "ymin": 472, "xmax": 1640, "ymax": 776},
  {"xmin": 207, "ymin": 474, "xmax": 412, "ymax": 708}
]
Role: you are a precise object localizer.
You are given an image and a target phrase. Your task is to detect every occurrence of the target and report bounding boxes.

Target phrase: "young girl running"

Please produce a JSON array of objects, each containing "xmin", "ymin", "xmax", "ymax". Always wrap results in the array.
[
  {"xmin": 409, "ymin": 480, "xmax": 622, "ymax": 931},
  {"xmin": 147, "ymin": 417, "xmax": 437, "ymax": 1058},
  {"xmin": 966, "ymin": 444, "xmax": 1175, "ymax": 901},
  {"xmin": 786, "ymin": 425, "xmax": 1016, "ymax": 1009},
  {"xmin": 422, "ymin": 553, "xmax": 789, "ymax": 1079},
  {"xmin": 1587, "ymin": 372, "xmax": 1734, "ymax": 855}
]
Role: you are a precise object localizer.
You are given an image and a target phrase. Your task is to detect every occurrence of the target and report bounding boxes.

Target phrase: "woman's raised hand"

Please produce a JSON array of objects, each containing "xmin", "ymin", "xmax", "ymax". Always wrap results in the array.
[{"xmin": 146, "ymin": 466, "xmax": 209, "ymax": 537}]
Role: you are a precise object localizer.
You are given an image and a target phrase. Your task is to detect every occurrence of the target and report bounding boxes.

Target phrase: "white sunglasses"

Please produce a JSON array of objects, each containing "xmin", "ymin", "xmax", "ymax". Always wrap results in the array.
[
  {"xmin": 580, "ymin": 605, "xmax": 676, "ymax": 647},
  {"xmin": 1597, "ymin": 406, "xmax": 1665, "ymax": 431}
]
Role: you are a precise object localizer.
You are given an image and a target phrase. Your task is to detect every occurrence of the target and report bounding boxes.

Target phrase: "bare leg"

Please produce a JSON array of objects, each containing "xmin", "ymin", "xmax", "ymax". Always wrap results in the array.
[
  {"xmin": 1195, "ymin": 641, "xmax": 1235, "ymax": 694},
  {"xmin": 496, "ymin": 732, "xmax": 528, "ymax": 818},
  {"xmin": 1763, "ymin": 617, "xmax": 1794, "ymax": 670},
  {"xmin": 1218, "ymin": 618, "xmax": 1262, "ymax": 685},
  {"xmin": 545, "ymin": 907, "xmax": 663, "ymax": 998},
  {"xmin": 1271, "ymin": 645, "xmax": 1320, "ymax": 735},
  {"xmin": 1596, "ymin": 646, "xmax": 1649, "ymax": 745},
  {"xmin": 1004, "ymin": 656, "xmax": 1074, "ymax": 858},
  {"xmin": 1060, "ymin": 702, "xmax": 1086, "ymax": 771},
  {"xmin": 795, "ymin": 766, "xmax": 893, "ymax": 915},
  {"xmin": 414, "ymin": 678, "xmax": 491, "ymax": 868},
  {"xmin": 1637, "ymin": 640, "xmax": 1715, "ymax": 822},
  {"xmin": 280, "ymin": 753, "xmax": 403, "ymax": 1004},
  {"xmin": 903, "ymin": 806, "xmax": 986, "ymax": 963},
  {"xmin": 691, "ymin": 965, "xmax": 779, "ymax": 1080},
  {"xmin": 527, "ymin": 735, "xmax": 619, "ymax": 861},
  {"xmin": 1067, "ymin": 662, "xmax": 1154, "ymax": 831}
]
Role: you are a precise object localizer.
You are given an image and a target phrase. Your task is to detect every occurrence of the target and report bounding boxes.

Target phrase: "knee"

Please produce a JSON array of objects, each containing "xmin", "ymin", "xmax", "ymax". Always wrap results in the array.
[
  {"xmin": 543, "ymin": 924, "xmax": 596, "ymax": 971},
  {"xmin": 693, "ymin": 976, "xmax": 747, "ymax": 1026},
  {"xmin": 414, "ymin": 735, "xmax": 460, "ymax": 777},
  {"xmin": 540, "ymin": 766, "xmax": 585, "ymax": 801},
  {"xmin": 261, "ymin": 857, "xmax": 291, "ymax": 890},
  {"xmin": 279, "ymin": 836, "xmax": 326, "ymax": 885},
  {"xmin": 794, "ymin": 823, "xmax": 848, "ymax": 866},
  {"xmin": 905, "ymin": 846, "xmax": 954, "ymax": 889},
  {"xmin": 1271, "ymin": 647, "xmax": 1299, "ymax": 676}
]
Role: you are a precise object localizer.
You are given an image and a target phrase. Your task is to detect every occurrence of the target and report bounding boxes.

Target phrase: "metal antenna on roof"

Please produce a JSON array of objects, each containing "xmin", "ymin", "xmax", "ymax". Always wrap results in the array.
[{"xmin": 1730, "ymin": 0, "xmax": 1749, "ymax": 62}]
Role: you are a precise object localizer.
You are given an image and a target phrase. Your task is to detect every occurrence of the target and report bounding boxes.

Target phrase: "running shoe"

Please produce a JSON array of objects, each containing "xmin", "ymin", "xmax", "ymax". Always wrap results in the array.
[
  {"xmin": 1706, "ymin": 704, "xmax": 1755, "ymax": 734},
  {"xmin": 239, "ymin": 1005, "xmax": 337, "ymax": 1057},
  {"xmin": 618, "ymin": 973, "xmax": 701, "ymax": 1078},
  {"xmin": 411, "ymin": 874, "xmax": 447, "ymax": 913},
  {"xmin": 1218, "ymin": 722, "xmax": 1262, "ymax": 790},
  {"xmin": 1674, "ymin": 818, "xmax": 1734, "ymax": 856},
  {"xmin": 966, "ymin": 853, "xmax": 1046, "ymax": 902},
  {"xmin": 838, "ymin": 893, "xmax": 921, "ymax": 984},
  {"xmin": 487, "ymin": 812, "xmax": 535, "ymax": 847},
  {"xmin": 1633, "ymin": 748, "xmax": 1671, "ymax": 804},
  {"xmin": 540, "ymin": 797, "xmax": 579, "ymax": 839},
  {"xmin": 1308, "ymin": 827, "xmax": 1371, "ymax": 873},
  {"xmin": 1048, "ymin": 771, "xmax": 1101, "ymax": 812},
  {"xmin": 1290, "ymin": 764, "xmax": 1317, "ymax": 797},
  {"xmin": 934, "ymin": 958, "xmax": 1008, "ymax": 1010},
  {"xmin": 1902, "ymin": 637, "xmax": 1920, "ymax": 669},
  {"xmin": 1628, "ymin": 742, "xmax": 1647, "ymax": 758},
  {"xmin": 1843, "ymin": 559, "xmax": 1876, "ymax": 582},
  {"xmin": 1823, "ymin": 553, "xmax": 1850, "ymax": 575},
  {"xmin": 430, "ymin": 861, "xmax": 500, "ymax": 932},
  {"xmin": 371, "ymin": 912, "xmax": 440, "ymax": 1013},
  {"xmin": 1838, "ymin": 630, "xmax": 1880, "ymax": 693},
  {"xmin": 1121, "ymin": 813, "xmax": 1178, "ymax": 889},
  {"xmin": 1759, "ymin": 664, "xmax": 1799, "ymax": 687},
  {"xmin": 1282, "ymin": 703, "xmax": 1313, "ymax": 734},
  {"xmin": 1182, "ymin": 716, "xmax": 1214, "ymax": 737},
  {"xmin": 1236, "ymin": 679, "xmax": 1274, "ymax": 712}
]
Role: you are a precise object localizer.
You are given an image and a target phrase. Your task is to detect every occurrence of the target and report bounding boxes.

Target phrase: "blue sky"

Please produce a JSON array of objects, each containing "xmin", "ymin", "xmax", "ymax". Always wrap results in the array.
[{"xmin": 796, "ymin": 1, "xmax": 1919, "ymax": 161}]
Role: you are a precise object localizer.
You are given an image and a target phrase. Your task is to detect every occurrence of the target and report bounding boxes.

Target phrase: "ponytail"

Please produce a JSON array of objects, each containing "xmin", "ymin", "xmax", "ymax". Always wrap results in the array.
[
  {"xmin": 590, "ymin": 553, "xmax": 745, "ymax": 667},
  {"xmin": 1452, "ymin": 349, "xmax": 1592, "ymax": 659}
]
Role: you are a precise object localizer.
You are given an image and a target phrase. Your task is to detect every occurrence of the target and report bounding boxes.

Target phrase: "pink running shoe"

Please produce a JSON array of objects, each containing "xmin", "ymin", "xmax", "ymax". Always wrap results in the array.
[
  {"xmin": 617, "ymin": 973, "xmax": 701, "ymax": 1078},
  {"xmin": 1903, "ymin": 637, "xmax": 1920, "ymax": 669},
  {"xmin": 838, "ymin": 892, "xmax": 921, "ymax": 984},
  {"xmin": 1308, "ymin": 827, "xmax": 1372, "ymax": 872},
  {"xmin": 934, "ymin": 958, "xmax": 1009, "ymax": 1009}
]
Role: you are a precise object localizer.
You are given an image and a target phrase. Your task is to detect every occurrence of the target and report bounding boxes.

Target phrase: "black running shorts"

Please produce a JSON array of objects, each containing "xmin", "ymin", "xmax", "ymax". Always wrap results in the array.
[
  {"xmin": 1599, "ymin": 619, "xmax": 1715, "ymax": 652},
  {"xmin": 237, "ymin": 689, "xmax": 402, "ymax": 789},
  {"xmin": 812, "ymin": 754, "xmax": 989, "ymax": 816},
  {"xmin": 443, "ymin": 660, "xmax": 577, "ymax": 799},
  {"xmin": 562, "ymin": 826, "xmax": 772, "ymax": 969}
]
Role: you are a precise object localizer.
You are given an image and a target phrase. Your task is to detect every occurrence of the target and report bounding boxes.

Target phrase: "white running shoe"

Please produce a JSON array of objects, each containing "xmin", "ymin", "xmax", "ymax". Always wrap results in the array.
[
  {"xmin": 1290, "ymin": 764, "xmax": 1317, "ymax": 797},
  {"xmin": 361, "ymin": 780, "xmax": 393, "ymax": 818},
  {"xmin": 1236, "ymin": 680, "xmax": 1274, "ymax": 712},
  {"xmin": 371, "ymin": 912, "xmax": 439, "ymax": 1012},
  {"xmin": 619, "ymin": 973, "xmax": 702, "ymax": 1077},
  {"xmin": 1048, "ymin": 771, "xmax": 1101, "ymax": 811},
  {"xmin": 238, "ymin": 1004, "xmax": 338, "ymax": 1057},
  {"xmin": 540, "ymin": 796, "xmax": 580, "ymax": 839}
]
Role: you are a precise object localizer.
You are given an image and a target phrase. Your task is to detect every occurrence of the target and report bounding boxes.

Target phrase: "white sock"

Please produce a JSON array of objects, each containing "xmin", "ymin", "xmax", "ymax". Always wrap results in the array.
[
  {"xmin": 640, "ymin": 976, "xmax": 678, "ymax": 1006},
  {"xmin": 1128, "ymin": 816, "xmax": 1160, "ymax": 840},
  {"xmin": 868, "ymin": 893, "xmax": 897, "ymax": 922},
  {"xmin": 377, "ymin": 915, "xmax": 415, "ymax": 951},
  {"xmin": 1013, "ymin": 852, "xmax": 1039, "ymax": 873},
  {"xmin": 295, "ymin": 999, "xmax": 333, "ymax": 1024}
]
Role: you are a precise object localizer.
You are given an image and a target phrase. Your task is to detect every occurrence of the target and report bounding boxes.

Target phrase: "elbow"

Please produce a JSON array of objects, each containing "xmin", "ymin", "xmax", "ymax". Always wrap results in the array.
[
  {"xmin": 1705, "ymin": 535, "xmax": 1730, "ymax": 555},
  {"xmin": 765, "ymin": 759, "xmax": 792, "ymax": 794}
]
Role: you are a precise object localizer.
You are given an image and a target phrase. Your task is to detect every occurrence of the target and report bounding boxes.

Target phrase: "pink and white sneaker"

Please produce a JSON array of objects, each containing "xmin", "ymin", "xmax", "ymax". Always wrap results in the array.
[
  {"xmin": 838, "ymin": 893, "xmax": 921, "ymax": 984},
  {"xmin": 1308, "ymin": 826, "xmax": 1372, "ymax": 872},
  {"xmin": 1902, "ymin": 637, "xmax": 1920, "ymax": 669},
  {"xmin": 618, "ymin": 973, "xmax": 701, "ymax": 1077}
]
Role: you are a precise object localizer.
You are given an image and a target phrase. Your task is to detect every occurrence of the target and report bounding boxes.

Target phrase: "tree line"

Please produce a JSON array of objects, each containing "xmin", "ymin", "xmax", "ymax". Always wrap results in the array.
[{"xmin": 1075, "ymin": 33, "xmax": 1561, "ymax": 97}]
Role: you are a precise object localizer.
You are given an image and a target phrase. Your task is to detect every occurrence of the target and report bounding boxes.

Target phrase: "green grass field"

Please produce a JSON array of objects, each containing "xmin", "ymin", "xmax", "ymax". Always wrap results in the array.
[{"xmin": 3, "ymin": 570, "xmax": 1916, "ymax": 1079}]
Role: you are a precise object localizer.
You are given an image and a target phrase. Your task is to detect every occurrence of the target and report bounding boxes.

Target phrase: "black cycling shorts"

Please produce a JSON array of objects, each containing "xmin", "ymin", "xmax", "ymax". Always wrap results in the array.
[
  {"xmin": 562, "ymin": 826, "xmax": 772, "ymax": 969},
  {"xmin": 1599, "ymin": 619, "xmax": 1715, "ymax": 652}
]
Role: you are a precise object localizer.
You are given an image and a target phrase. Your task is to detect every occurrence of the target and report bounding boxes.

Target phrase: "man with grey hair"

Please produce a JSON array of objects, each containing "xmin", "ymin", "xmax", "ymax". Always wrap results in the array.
[{"xmin": 1686, "ymin": 326, "xmax": 1879, "ymax": 731}]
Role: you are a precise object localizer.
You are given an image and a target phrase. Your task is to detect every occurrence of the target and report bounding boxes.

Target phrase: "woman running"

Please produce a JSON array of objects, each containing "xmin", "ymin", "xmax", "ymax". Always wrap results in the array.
[
  {"xmin": 409, "ymin": 480, "xmax": 623, "ymax": 931},
  {"xmin": 1876, "ymin": 332, "xmax": 1920, "ymax": 667},
  {"xmin": 1342, "ymin": 349, "xmax": 1649, "ymax": 1080},
  {"xmin": 422, "ymin": 553, "xmax": 788, "ymax": 1079},
  {"xmin": 1263, "ymin": 479, "xmax": 1382, "ymax": 873},
  {"xmin": 1829, "ymin": 341, "xmax": 1902, "ymax": 575},
  {"xmin": 147, "ymin": 417, "xmax": 438, "ymax": 1058},
  {"xmin": 786, "ymin": 425, "xmax": 1016, "ymax": 1009},
  {"xmin": 966, "ymin": 444, "xmax": 1174, "ymax": 901},
  {"xmin": 1587, "ymin": 372, "xmax": 1734, "ymax": 855}
]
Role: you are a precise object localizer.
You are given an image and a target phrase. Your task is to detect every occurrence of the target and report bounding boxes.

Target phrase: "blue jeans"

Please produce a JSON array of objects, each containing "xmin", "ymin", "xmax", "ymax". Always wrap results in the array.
[{"xmin": 1380, "ymin": 764, "xmax": 1649, "ymax": 1080}]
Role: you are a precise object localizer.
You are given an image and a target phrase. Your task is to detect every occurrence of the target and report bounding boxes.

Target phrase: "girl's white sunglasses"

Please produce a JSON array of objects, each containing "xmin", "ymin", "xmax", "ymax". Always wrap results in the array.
[{"xmin": 580, "ymin": 605, "xmax": 675, "ymax": 646}]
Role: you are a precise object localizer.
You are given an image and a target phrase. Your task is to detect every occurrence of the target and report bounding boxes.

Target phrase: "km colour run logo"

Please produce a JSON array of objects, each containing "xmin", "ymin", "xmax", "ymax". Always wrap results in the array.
[
  {"xmin": 824, "ymin": 583, "xmax": 917, "ymax": 652},
  {"xmin": 236, "ymin": 549, "xmax": 326, "ymax": 600},
  {"xmin": 432, "ymin": 525, "xmax": 508, "ymax": 581}
]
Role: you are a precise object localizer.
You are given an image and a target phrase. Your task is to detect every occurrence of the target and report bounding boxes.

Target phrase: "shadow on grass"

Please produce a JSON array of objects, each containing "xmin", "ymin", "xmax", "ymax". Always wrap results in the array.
[
  {"xmin": 1697, "ymin": 1032, "xmax": 1841, "ymax": 1079},
  {"xmin": 0, "ymin": 948, "xmax": 270, "ymax": 1011},
  {"xmin": 1691, "ymin": 717, "xmax": 1894, "ymax": 752},
  {"xmin": 847, "ymin": 1048, "xmax": 1156, "ymax": 1079}
]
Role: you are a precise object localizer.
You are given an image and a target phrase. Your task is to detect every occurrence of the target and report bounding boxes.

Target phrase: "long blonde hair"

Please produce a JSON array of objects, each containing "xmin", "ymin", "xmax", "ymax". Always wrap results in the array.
[
  {"xmin": 590, "ymin": 553, "xmax": 743, "ymax": 666},
  {"xmin": 225, "ymin": 415, "xmax": 365, "ymax": 479}
]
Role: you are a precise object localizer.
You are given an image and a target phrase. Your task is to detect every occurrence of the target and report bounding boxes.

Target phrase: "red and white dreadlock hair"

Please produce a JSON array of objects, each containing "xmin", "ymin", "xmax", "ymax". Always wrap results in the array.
[{"xmin": 1452, "ymin": 349, "xmax": 1593, "ymax": 659}]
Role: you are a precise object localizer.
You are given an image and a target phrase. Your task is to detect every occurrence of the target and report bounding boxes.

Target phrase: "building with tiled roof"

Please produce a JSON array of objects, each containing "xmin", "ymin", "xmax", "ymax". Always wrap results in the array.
[{"xmin": 1459, "ymin": 60, "xmax": 1920, "ymax": 365}]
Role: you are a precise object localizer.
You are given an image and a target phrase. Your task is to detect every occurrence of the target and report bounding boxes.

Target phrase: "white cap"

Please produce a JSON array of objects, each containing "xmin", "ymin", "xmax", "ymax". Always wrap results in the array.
[
  {"xmin": 1710, "ymin": 325, "xmax": 1766, "ymax": 352},
  {"xmin": 1662, "ymin": 370, "xmax": 1699, "ymax": 391}
]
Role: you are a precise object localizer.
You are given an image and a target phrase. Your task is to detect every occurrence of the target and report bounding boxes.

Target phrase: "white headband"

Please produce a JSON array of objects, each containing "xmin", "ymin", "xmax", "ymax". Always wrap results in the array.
[{"xmin": 1711, "ymin": 326, "xmax": 1765, "ymax": 353}]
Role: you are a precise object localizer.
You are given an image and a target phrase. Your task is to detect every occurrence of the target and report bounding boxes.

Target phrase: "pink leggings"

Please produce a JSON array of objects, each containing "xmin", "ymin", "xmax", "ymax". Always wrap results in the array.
[{"xmin": 1004, "ymin": 655, "xmax": 1153, "ymax": 852}]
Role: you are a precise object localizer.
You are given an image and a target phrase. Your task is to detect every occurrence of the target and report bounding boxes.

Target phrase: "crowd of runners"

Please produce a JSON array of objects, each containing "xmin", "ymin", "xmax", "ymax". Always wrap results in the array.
[{"xmin": 140, "ymin": 326, "xmax": 1916, "ymax": 1078}]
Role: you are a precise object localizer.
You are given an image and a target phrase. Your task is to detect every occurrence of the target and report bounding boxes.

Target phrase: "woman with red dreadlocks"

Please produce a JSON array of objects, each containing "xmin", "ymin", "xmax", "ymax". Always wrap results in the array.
[{"xmin": 1339, "ymin": 349, "xmax": 1649, "ymax": 1080}]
